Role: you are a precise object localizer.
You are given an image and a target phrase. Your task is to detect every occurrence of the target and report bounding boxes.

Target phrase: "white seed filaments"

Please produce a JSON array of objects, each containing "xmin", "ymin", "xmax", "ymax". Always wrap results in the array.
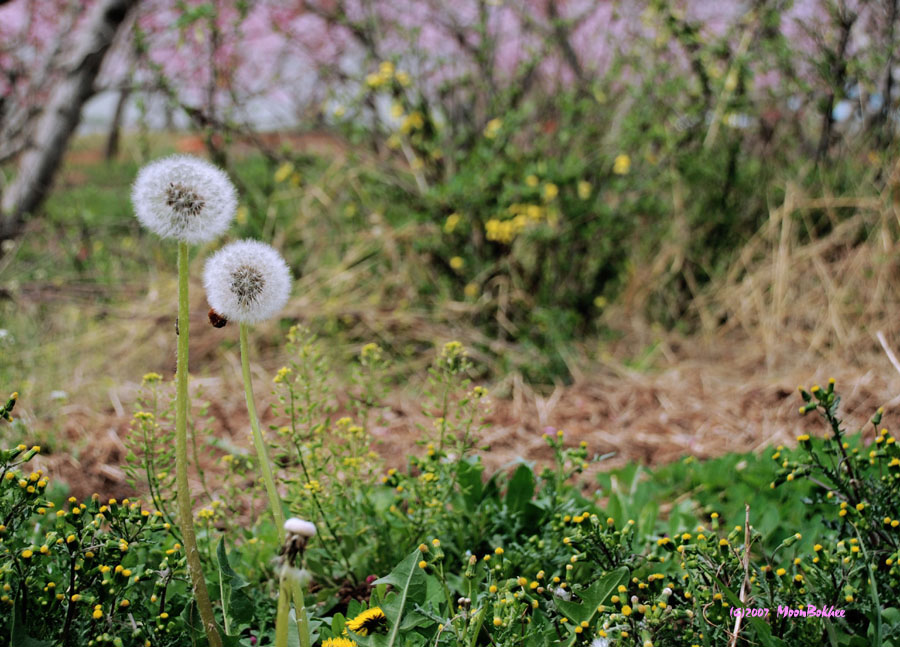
[
  {"xmin": 230, "ymin": 264, "xmax": 266, "ymax": 308},
  {"xmin": 132, "ymin": 155, "xmax": 237, "ymax": 244},
  {"xmin": 284, "ymin": 518, "xmax": 317, "ymax": 538},
  {"xmin": 203, "ymin": 240, "xmax": 291, "ymax": 324},
  {"xmin": 165, "ymin": 182, "xmax": 206, "ymax": 219}
]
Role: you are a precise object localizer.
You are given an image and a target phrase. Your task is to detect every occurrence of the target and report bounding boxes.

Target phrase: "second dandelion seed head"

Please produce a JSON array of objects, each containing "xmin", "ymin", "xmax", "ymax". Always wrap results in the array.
[{"xmin": 203, "ymin": 240, "xmax": 291, "ymax": 324}]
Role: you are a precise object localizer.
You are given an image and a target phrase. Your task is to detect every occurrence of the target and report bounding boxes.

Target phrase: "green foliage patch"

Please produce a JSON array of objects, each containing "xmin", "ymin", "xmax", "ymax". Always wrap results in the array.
[{"xmin": 2, "ymin": 347, "xmax": 899, "ymax": 646}]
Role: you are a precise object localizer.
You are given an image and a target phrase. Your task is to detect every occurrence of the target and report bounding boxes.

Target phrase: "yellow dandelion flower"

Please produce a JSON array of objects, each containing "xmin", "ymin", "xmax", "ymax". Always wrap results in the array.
[
  {"xmin": 346, "ymin": 607, "xmax": 387, "ymax": 636},
  {"xmin": 322, "ymin": 639, "xmax": 357, "ymax": 647}
]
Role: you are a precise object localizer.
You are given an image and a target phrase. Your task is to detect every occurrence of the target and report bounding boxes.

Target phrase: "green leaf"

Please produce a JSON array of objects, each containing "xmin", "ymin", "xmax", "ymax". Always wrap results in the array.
[
  {"xmin": 555, "ymin": 567, "xmax": 629, "ymax": 629},
  {"xmin": 217, "ymin": 538, "xmax": 249, "ymax": 590},
  {"xmin": 287, "ymin": 609, "xmax": 301, "ymax": 647},
  {"xmin": 881, "ymin": 608, "xmax": 900, "ymax": 627},
  {"xmin": 220, "ymin": 635, "xmax": 244, "ymax": 647},
  {"xmin": 217, "ymin": 538, "xmax": 252, "ymax": 631},
  {"xmin": 457, "ymin": 458, "xmax": 484, "ymax": 508},
  {"xmin": 365, "ymin": 549, "xmax": 428, "ymax": 647},
  {"xmin": 506, "ymin": 463, "xmax": 535, "ymax": 513},
  {"xmin": 330, "ymin": 612, "xmax": 346, "ymax": 636},
  {"xmin": 228, "ymin": 589, "xmax": 256, "ymax": 626},
  {"xmin": 11, "ymin": 604, "xmax": 53, "ymax": 647}
]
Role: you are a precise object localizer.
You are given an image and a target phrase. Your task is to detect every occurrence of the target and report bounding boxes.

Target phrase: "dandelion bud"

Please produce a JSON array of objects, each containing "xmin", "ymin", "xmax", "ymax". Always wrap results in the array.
[
  {"xmin": 132, "ymin": 155, "xmax": 237, "ymax": 243},
  {"xmin": 283, "ymin": 518, "xmax": 317, "ymax": 538},
  {"xmin": 203, "ymin": 240, "xmax": 292, "ymax": 324}
]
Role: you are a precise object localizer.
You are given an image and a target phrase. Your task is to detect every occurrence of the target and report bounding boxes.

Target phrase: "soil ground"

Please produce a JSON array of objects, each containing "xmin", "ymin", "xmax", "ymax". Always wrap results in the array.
[{"xmin": 27, "ymin": 335, "xmax": 900, "ymax": 503}]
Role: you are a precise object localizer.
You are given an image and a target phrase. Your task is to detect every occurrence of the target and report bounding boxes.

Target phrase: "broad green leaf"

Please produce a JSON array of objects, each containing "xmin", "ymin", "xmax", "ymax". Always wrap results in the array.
[
  {"xmin": 457, "ymin": 458, "xmax": 484, "ymax": 508},
  {"xmin": 11, "ymin": 604, "xmax": 53, "ymax": 647},
  {"xmin": 228, "ymin": 589, "xmax": 255, "ymax": 626},
  {"xmin": 330, "ymin": 612, "xmax": 346, "ymax": 635},
  {"xmin": 217, "ymin": 538, "xmax": 249, "ymax": 590},
  {"xmin": 287, "ymin": 609, "xmax": 301, "ymax": 647},
  {"xmin": 555, "ymin": 567, "xmax": 629, "ymax": 630},
  {"xmin": 363, "ymin": 549, "xmax": 428, "ymax": 647},
  {"xmin": 217, "ymin": 538, "xmax": 253, "ymax": 630},
  {"xmin": 506, "ymin": 464, "xmax": 535, "ymax": 513}
]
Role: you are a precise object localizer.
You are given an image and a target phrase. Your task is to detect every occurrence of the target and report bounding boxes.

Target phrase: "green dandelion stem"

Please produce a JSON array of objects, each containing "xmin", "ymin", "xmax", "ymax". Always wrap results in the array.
[
  {"xmin": 175, "ymin": 241, "xmax": 222, "ymax": 647},
  {"xmin": 290, "ymin": 578, "xmax": 311, "ymax": 647},
  {"xmin": 275, "ymin": 574, "xmax": 290, "ymax": 647},
  {"xmin": 240, "ymin": 322, "xmax": 285, "ymax": 538}
]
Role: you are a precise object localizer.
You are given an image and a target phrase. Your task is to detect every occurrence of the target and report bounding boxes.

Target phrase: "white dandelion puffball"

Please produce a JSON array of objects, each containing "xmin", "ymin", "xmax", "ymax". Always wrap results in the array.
[
  {"xmin": 284, "ymin": 517, "xmax": 317, "ymax": 538},
  {"xmin": 132, "ymin": 155, "xmax": 237, "ymax": 243},
  {"xmin": 203, "ymin": 240, "xmax": 291, "ymax": 324}
]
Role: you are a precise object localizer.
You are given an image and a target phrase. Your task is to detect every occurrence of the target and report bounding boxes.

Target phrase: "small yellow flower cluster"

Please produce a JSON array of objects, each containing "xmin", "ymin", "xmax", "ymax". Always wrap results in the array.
[
  {"xmin": 485, "ymin": 201, "xmax": 559, "ymax": 244},
  {"xmin": 360, "ymin": 342, "xmax": 384, "ymax": 365},
  {"xmin": 303, "ymin": 479, "xmax": 323, "ymax": 494},
  {"xmin": 443, "ymin": 213, "xmax": 461, "ymax": 233},
  {"xmin": 273, "ymin": 366, "xmax": 292, "ymax": 384},
  {"xmin": 613, "ymin": 154, "xmax": 631, "ymax": 175},
  {"xmin": 273, "ymin": 161, "xmax": 302, "ymax": 186},
  {"xmin": 366, "ymin": 61, "xmax": 410, "ymax": 89},
  {"xmin": 483, "ymin": 118, "xmax": 503, "ymax": 139},
  {"xmin": 439, "ymin": 341, "xmax": 467, "ymax": 365},
  {"xmin": 484, "ymin": 218, "xmax": 521, "ymax": 244},
  {"xmin": 400, "ymin": 111, "xmax": 425, "ymax": 134}
]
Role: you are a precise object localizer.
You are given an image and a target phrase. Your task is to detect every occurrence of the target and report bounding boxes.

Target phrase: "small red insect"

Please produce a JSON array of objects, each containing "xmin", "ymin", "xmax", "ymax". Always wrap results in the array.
[{"xmin": 208, "ymin": 309, "xmax": 228, "ymax": 328}]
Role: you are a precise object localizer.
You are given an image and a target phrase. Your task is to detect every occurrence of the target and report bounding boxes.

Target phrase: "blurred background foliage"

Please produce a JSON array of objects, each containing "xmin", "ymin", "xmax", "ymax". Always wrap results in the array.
[{"xmin": 1, "ymin": 0, "xmax": 899, "ymax": 397}]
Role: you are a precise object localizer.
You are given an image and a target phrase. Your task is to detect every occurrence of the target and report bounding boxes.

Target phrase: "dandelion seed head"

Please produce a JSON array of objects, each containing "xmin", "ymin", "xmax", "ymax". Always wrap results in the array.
[
  {"xmin": 283, "ymin": 517, "xmax": 317, "ymax": 538},
  {"xmin": 203, "ymin": 240, "xmax": 291, "ymax": 324},
  {"xmin": 132, "ymin": 155, "xmax": 237, "ymax": 243}
]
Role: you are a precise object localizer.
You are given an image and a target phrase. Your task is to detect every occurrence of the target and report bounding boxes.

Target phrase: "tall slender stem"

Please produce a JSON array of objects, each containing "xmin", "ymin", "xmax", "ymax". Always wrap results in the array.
[
  {"xmin": 290, "ymin": 579, "xmax": 312, "ymax": 647},
  {"xmin": 176, "ymin": 241, "xmax": 222, "ymax": 647},
  {"xmin": 274, "ymin": 574, "xmax": 291, "ymax": 647},
  {"xmin": 242, "ymin": 324, "xmax": 311, "ymax": 647},
  {"xmin": 240, "ymin": 322, "xmax": 285, "ymax": 537}
]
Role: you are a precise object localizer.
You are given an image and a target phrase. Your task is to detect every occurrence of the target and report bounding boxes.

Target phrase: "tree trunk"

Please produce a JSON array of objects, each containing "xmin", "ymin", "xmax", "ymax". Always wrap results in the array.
[
  {"xmin": 0, "ymin": 0, "xmax": 139, "ymax": 245},
  {"xmin": 105, "ymin": 85, "xmax": 131, "ymax": 161}
]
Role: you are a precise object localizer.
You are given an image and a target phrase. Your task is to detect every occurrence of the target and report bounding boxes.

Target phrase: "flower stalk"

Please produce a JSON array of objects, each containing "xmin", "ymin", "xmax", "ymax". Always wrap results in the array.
[
  {"xmin": 240, "ymin": 322, "xmax": 285, "ymax": 535},
  {"xmin": 278, "ymin": 519, "xmax": 316, "ymax": 647},
  {"xmin": 291, "ymin": 579, "xmax": 311, "ymax": 647},
  {"xmin": 242, "ymin": 331, "xmax": 313, "ymax": 647},
  {"xmin": 176, "ymin": 241, "xmax": 222, "ymax": 647},
  {"xmin": 274, "ymin": 575, "xmax": 291, "ymax": 647}
]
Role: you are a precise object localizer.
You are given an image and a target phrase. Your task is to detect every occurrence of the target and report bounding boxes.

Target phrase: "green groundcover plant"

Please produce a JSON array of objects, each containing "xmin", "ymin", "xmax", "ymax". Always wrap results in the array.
[{"xmin": 2, "ymin": 363, "xmax": 899, "ymax": 646}]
